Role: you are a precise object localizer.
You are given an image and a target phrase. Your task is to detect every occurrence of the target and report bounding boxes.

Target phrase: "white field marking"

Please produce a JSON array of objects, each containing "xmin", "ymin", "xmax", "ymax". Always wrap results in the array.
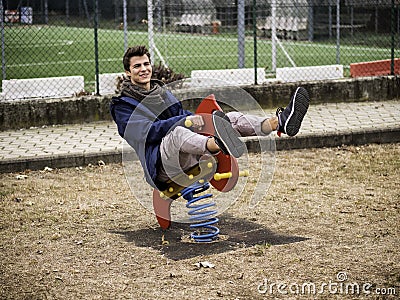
[
  {"xmin": 8, "ymin": 58, "xmax": 119, "ymax": 68},
  {"xmin": 7, "ymin": 40, "xmax": 74, "ymax": 48},
  {"xmin": 257, "ymin": 39, "xmax": 391, "ymax": 54}
]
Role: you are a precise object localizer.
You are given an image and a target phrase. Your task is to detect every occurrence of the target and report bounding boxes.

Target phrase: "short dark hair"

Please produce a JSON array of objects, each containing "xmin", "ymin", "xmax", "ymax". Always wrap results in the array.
[{"xmin": 123, "ymin": 45, "xmax": 151, "ymax": 71}]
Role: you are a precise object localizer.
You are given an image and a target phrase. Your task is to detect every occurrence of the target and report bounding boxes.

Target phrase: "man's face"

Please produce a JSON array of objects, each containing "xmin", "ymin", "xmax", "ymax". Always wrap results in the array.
[{"xmin": 126, "ymin": 54, "xmax": 152, "ymax": 90}]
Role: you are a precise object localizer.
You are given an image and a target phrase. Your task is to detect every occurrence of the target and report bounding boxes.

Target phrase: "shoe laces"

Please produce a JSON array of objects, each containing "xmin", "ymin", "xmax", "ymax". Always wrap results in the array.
[{"xmin": 275, "ymin": 107, "xmax": 284, "ymax": 116}]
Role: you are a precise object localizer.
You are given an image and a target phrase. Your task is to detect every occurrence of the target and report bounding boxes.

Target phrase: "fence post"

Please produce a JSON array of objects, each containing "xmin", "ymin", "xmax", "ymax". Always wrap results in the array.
[
  {"xmin": 94, "ymin": 0, "xmax": 100, "ymax": 95},
  {"xmin": 336, "ymin": 0, "xmax": 340, "ymax": 64},
  {"xmin": 308, "ymin": 1, "xmax": 313, "ymax": 42},
  {"xmin": 238, "ymin": 0, "xmax": 245, "ymax": 68},
  {"xmin": 0, "ymin": 0, "xmax": 5, "ymax": 81},
  {"xmin": 147, "ymin": 0, "xmax": 155, "ymax": 63},
  {"xmin": 271, "ymin": 0, "xmax": 276, "ymax": 72},
  {"xmin": 123, "ymin": 0, "xmax": 128, "ymax": 52},
  {"xmin": 328, "ymin": 0, "xmax": 332, "ymax": 38},
  {"xmin": 43, "ymin": 0, "xmax": 49, "ymax": 24},
  {"xmin": 391, "ymin": 0, "xmax": 395, "ymax": 75},
  {"xmin": 66, "ymin": 0, "xmax": 70, "ymax": 26},
  {"xmin": 253, "ymin": 0, "xmax": 258, "ymax": 84}
]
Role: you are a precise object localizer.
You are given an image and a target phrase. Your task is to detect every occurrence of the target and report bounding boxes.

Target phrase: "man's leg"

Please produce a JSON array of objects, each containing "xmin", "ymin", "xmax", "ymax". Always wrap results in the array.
[
  {"xmin": 157, "ymin": 119, "xmax": 246, "ymax": 182},
  {"xmin": 157, "ymin": 126, "xmax": 209, "ymax": 182},
  {"xmin": 226, "ymin": 86, "xmax": 309, "ymax": 137},
  {"xmin": 212, "ymin": 111, "xmax": 246, "ymax": 158},
  {"xmin": 226, "ymin": 112, "xmax": 277, "ymax": 136}
]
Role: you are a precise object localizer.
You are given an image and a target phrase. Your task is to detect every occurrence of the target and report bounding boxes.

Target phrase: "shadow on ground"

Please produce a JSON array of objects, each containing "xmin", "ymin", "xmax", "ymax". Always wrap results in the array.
[{"xmin": 112, "ymin": 214, "xmax": 309, "ymax": 260}]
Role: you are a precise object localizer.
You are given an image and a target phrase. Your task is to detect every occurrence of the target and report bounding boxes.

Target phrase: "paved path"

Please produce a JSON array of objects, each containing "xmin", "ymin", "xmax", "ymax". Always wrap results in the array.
[{"xmin": 1, "ymin": 100, "xmax": 399, "ymax": 173}]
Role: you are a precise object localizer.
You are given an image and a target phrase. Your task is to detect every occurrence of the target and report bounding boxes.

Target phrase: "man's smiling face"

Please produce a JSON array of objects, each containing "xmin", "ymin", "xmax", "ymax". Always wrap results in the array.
[{"xmin": 126, "ymin": 54, "xmax": 152, "ymax": 90}]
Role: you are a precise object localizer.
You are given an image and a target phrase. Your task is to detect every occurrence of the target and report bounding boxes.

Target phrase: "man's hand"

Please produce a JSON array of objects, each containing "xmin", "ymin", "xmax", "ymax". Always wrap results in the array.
[{"xmin": 185, "ymin": 115, "xmax": 204, "ymax": 130}]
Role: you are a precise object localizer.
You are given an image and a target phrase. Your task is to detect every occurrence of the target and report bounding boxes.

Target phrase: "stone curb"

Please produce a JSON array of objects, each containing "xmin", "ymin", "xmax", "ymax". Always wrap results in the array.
[
  {"xmin": 0, "ymin": 150, "xmax": 122, "ymax": 173},
  {"xmin": 2, "ymin": 127, "xmax": 399, "ymax": 173}
]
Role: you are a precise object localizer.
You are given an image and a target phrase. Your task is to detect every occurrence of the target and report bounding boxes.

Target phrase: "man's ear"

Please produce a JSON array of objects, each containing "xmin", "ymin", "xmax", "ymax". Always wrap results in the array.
[{"xmin": 125, "ymin": 70, "xmax": 131, "ymax": 76}]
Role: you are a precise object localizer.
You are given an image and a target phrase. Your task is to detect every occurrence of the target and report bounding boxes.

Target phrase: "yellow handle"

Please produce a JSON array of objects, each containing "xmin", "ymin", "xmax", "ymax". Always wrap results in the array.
[
  {"xmin": 213, "ymin": 172, "xmax": 232, "ymax": 181},
  {"xmin": 213, "ymin": 170, "xmax": 249, "ymax": 181},
  {"xmin": 184, "ymin": 117, "xmax": 193, "ymax": 128},
  {"xmin": 239, "ymin": 170, "xmax": 250, "ymax": 177}
]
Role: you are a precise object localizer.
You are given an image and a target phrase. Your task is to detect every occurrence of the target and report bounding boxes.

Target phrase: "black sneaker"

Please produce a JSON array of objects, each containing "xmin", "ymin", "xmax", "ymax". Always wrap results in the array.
[
  {"xmin": 212, "ymin": 110, "xmax": 246, "ymax": 158},
  {"xmin": 277, "ymin": 87, "xmax": 310, "ymax": 136}
]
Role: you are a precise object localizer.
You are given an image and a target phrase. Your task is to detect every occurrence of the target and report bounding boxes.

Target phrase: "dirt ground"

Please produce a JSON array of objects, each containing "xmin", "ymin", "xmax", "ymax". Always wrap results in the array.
[{"xmin": 1, "ymin": 143, "xmax": 399, "ymax": 299}]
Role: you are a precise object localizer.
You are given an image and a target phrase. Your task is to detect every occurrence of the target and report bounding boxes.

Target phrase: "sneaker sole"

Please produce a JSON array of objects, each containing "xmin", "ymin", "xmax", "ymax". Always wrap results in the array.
[
  {"xmin": 213, "ymin": 112, "xmax": 246, "ymax": 158},
  {"xmin": 284, "ymin": 87, "xmax": 310, "ymax": 136}
]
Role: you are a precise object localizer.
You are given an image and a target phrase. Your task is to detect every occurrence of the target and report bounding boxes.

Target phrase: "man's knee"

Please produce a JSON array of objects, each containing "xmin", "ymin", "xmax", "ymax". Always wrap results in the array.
[{"xmin": 163, "ymin": 126, "xmax": 193, "ymax": 151}]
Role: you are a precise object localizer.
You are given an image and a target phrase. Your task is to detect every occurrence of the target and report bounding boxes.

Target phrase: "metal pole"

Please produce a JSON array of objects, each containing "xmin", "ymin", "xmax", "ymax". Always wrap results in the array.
[
  {"xmin": 114, "ymin": 0, "xmax": 118, "ymax": 26},
  {"xmin": 308, "ymin": 1, "xmax": 313, "ymax": 42},
  {"xmin": 253, "ymin": 0, "xmax": 258, "ymax": 84},
  {"xmin": 147, "ymin": 0, "xmax": 155, "ymax": 62},
  {"xmin": 271, "ymin": 0, "xmax": 276, "ymax": 72},
  {"xmin": 83, "ymin": 0, "xmax": 90, "ymax": 26},
  {"xmin": 238, "ymin": 0, "xmax": 245, "ymax": 68},
  {"xmin": 0, "ymin": 0, "xmax": 5, "ymax": 80},
  {"xmin": 336, "ymin": 0, "xmax": 340, "ymax": 64},
  {"xmin": 156, "ymin": 0, "xmax": 162, "ymax": 32},
  {"xmin": 350, "ymin": 1, "xmax": 354, "ymax": 37},
  {"xmin": 328, "ymin": 1, "xmax": 332, "ymax": 38},
  {"xmin": 391, "ymin": 0, "xmax": 395, "ymax": 75},
  {"xmin": 44, "ymin": 0, "xmax": 48, "ymax": 24},
  {"xmin": 66, "ymin": 0, "xmax": 70, "ymax": 26},
  {"xmin": 398, "ymin": 4, "xmax": 400, "ymax": 48},
  {"xmin": 123, "ymin": 0, "xmax": 128, "ymax": 52},
  {"xmin": 94, "ymin": 0, "xmax": 100, "ymax": 95}
]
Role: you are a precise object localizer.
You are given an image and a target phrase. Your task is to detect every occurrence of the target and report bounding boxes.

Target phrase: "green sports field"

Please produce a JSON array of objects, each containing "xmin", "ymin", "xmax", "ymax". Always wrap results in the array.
[{"xmin": 3, "ymin": 25, "xmax": 397, "ymax": 90}]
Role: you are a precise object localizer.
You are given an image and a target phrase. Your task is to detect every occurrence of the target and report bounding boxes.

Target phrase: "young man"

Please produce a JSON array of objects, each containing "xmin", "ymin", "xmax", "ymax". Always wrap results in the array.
[{"xmin": 110, "ymin": 45, "xmax": 309, "ymax": 190}]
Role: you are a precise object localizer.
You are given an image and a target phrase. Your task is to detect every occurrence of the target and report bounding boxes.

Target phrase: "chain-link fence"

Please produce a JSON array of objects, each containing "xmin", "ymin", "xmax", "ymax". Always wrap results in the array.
[{"xmin": 1, "ymin": 0, "xmax": 399, "ymax": 100}]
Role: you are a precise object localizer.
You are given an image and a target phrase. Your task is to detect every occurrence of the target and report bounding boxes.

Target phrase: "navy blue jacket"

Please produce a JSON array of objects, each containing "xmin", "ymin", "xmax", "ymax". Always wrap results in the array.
[{"xmin": 110, "ymin": 91, "xmax": 193, "ymax": 189}]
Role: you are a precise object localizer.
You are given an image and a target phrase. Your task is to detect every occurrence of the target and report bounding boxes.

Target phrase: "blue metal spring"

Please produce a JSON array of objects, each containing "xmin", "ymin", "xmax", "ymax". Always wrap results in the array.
[{"xmin": 181, "ymin": 182, "xmax": 220, "ymax": 242}]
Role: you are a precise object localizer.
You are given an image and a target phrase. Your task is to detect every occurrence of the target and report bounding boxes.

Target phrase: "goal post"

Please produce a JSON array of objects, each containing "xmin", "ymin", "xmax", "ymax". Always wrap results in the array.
[{"xmin": 147, "ymin": 0, "xmax": 168, "ymax": 68}]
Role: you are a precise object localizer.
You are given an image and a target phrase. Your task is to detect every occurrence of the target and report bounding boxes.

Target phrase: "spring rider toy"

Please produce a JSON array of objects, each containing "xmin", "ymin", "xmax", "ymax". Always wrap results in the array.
[{"xmin": 152, "ymin": 94, "xmax": 249, "ymax": 242}]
